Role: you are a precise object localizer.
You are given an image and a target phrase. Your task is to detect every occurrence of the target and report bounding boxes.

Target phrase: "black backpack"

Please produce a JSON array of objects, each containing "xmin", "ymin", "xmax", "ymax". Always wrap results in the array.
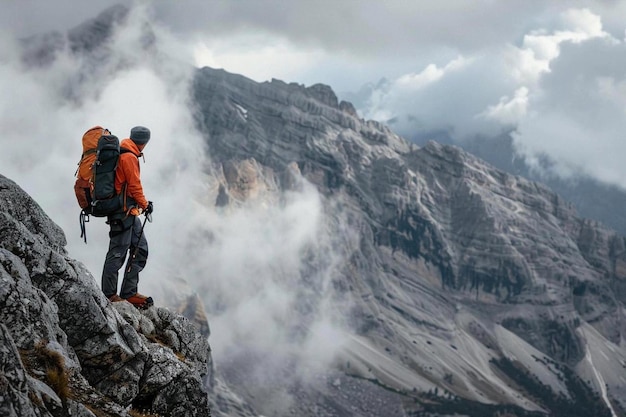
[{"xmin": 90, "ymin": 134, "xmax": 124, "ymax": 217}]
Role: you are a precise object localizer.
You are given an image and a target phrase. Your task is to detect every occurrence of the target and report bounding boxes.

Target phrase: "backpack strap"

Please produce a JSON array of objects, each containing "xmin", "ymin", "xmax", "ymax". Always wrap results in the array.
[{"xmin": 81, "ymin": 148, "xmax": 97, "ymax": 158}]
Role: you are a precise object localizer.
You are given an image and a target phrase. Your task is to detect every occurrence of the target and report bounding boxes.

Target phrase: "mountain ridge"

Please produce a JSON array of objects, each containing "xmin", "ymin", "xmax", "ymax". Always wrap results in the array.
[
  {"xmin": 191, "ymin": 64, "xmax": 626, "ymax": 416},
  {"xmin": 343, "ymin": 81, "xmax": 626, "ymax": 238}
]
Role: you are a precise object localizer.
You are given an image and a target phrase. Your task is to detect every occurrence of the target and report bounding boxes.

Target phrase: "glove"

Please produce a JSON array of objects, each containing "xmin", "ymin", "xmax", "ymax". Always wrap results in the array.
[{"xmin": 145, "ymin": 201, "xmax": 154, "ymax": 215}]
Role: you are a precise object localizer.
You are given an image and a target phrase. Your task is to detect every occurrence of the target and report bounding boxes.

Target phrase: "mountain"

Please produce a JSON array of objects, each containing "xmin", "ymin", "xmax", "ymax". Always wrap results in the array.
[
  {"xmin": 343, "ymin": 83, "xmax": 626, "ymax": 238},
  {"xmin": 4, "ymin": 4, "xmax": 626, "ymax": 417},
  {"xmin": 191, "ymin": 67, "xmax": 626, "ymax": 417}
]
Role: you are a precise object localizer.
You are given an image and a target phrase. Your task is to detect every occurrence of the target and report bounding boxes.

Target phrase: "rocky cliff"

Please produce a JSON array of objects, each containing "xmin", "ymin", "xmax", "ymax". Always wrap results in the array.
[
  {"xmin": 0, "ymin": 174, "xmax": 211, "ymax": 417},
  {"xmin": 192, "ymin": 67, "xmax": 626, "ymax": 417}
]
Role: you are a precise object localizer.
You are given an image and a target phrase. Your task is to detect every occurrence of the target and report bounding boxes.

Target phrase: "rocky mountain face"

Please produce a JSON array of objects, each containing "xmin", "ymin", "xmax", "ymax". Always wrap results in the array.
[
  {"xmin": 192, "ymin": 67, "xmax": 626, "ymax": 417},
  {"xmin": 5, "ymin": 4, "xmax": 626, "ymax": 417},
  {"xmin": 459, "ymin": 133, "xmax": 626, "ymax": 239},
  {"xmin": 344, "ymin": 84, "xmax": 626, "ymax": 239},
  {"xmin": 0, "ymin": 174, "xmax": 212, "ymax": 416}
]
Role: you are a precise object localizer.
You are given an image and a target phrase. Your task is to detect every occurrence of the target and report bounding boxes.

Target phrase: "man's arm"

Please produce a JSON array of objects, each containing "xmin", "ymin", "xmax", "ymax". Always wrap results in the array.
[{"xmin": 120, "ymin": 155, "xmax": 149, "ymax": 209}]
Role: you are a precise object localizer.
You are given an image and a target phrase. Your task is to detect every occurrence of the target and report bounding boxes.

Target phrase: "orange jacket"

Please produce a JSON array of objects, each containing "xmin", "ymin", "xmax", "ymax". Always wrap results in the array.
[{"xmin": 115, "ymin": 138, "xmax": 148, "ymax": 215}]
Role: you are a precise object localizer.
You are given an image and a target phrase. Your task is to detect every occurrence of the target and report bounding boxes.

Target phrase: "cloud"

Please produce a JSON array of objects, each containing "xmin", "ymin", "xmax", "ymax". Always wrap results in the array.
[
  {"xmin": 480, "ymin": 87, "xmax": 529, "ymax": 126},
  {"xmin": 356, "ymin": 52, "xmax": 516, "ymax": 141},
  {"xmin": 193, "ymin": 33, "xmax": 328, "ymax": 84},
  {"xmin": 186, "ymin": 186, "xmax": 350, "ymax": 354},
  {"xmin": 0, "ymin": 0, "xmax": 121, "ymax": 37},
  {"xmin": 395, "ymin": 57, "xmax": 468, "ymax": 90},
  {"xmin": 503, "ymin": 9, "xmax": 626, "ymax": 188},
  {"xmin": 513, "ymin": 35, "xmax": 626, "ymax": 185},
  {"xmin": 155, "ymin": 1, "xmax": 539, "ymax": 54},
  {"xmin": 508, "ymin": 8, "xmax": 614, "ymax": 87},
  {"xmin": 160, "ymin": 1, "xmax": 544, "ymax": 90}
]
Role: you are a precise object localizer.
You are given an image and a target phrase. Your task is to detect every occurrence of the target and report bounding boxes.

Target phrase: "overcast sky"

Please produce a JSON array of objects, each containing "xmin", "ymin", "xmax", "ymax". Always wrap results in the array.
[{"xmin": 2, "ymin": 0, "xmax": 626, "ymax": 187}]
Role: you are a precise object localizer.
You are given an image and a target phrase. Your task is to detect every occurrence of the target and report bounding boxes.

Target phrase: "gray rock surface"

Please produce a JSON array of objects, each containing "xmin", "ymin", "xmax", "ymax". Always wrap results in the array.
[
  {"xmin": 192, "ymin": 66, "xmax": 626, "ymax": 416},
  {"xmin": 0, "ymin": 174, "xmax": 211, "ymax": 416}
]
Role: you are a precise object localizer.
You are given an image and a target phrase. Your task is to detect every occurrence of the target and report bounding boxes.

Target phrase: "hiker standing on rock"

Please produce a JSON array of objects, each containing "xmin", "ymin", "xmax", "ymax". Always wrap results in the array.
[{"xmin": 102, "ymin": 126, "xmax": 154, "ymax": 309}]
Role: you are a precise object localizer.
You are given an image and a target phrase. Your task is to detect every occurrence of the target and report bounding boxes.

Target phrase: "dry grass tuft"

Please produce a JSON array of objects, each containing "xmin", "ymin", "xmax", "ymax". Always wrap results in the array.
[
  {"xmin": 19, "ymin": 339, "xmax": 70, "ymax": 405},
  {"xmin": 33, "ymin": 340, "xmax": 70, "ymax": 402}
]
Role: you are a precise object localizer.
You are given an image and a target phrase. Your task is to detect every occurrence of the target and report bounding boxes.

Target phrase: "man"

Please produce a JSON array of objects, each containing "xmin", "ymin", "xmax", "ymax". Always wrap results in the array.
[{"xmin": 101, "ymin": 126, "xmax": 154, "ymax": 309}]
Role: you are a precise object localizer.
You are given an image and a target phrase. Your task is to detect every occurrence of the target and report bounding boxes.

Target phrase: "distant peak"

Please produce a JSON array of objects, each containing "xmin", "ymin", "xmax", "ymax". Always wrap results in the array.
[
  {"xmin": 306, "ymin": 83, "xmax": 339, "ymax": 108},
  {"xmin": 67, "ymin": 4, "xmax": 131, "ymax": 54}
]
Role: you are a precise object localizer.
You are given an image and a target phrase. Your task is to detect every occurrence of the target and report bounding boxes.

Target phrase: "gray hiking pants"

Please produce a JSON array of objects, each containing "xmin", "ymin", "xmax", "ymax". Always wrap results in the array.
[{"xmin": 101, "ymin": 216, "xmax": 148, "ymax": 299}]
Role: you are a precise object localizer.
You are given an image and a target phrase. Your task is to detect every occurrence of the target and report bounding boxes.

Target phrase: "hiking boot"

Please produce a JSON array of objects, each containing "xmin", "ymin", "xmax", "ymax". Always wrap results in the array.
[
  {"xmin": 108, "ymin": 294, "xmax": 124, "ymax": 302},
  {"xmin": 124, "ymin": 293, "xmax": 154, "ymax": 309}
]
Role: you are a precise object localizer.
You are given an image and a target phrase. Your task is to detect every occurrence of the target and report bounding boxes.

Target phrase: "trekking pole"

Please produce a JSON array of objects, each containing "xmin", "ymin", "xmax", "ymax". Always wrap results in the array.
[{"xmin": 126, "ymin": 212, "xmax": 151, "ymax": 274}]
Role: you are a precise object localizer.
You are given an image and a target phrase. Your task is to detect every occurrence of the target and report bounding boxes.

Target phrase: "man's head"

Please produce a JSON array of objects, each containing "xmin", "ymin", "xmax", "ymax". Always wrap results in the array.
[{"xmin": 130, "ymin": 126, "xmax": 150, "ymax": 149}]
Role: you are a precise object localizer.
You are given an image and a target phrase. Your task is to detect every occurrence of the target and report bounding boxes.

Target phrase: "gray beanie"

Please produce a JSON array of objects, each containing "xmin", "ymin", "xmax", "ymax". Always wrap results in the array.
[{"xmin": 130, "ymin": 126, "xmax": 151, "ymax": 145}]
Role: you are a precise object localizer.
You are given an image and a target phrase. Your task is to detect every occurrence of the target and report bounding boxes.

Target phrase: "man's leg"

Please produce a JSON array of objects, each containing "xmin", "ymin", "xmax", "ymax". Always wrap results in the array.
[
  {"xmin": 101, "ymin": 226, "xmax": 132, "ymax": 298},
  {"xmin": 120, "ymin": 216, "xmax": 149, "ymax": 299}
]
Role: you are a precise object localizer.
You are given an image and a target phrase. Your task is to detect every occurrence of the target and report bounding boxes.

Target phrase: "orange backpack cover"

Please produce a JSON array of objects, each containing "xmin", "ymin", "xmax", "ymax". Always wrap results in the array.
[{"xmin": 74, "ymin": 126, "xmax": 110, "ymax": 210}]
